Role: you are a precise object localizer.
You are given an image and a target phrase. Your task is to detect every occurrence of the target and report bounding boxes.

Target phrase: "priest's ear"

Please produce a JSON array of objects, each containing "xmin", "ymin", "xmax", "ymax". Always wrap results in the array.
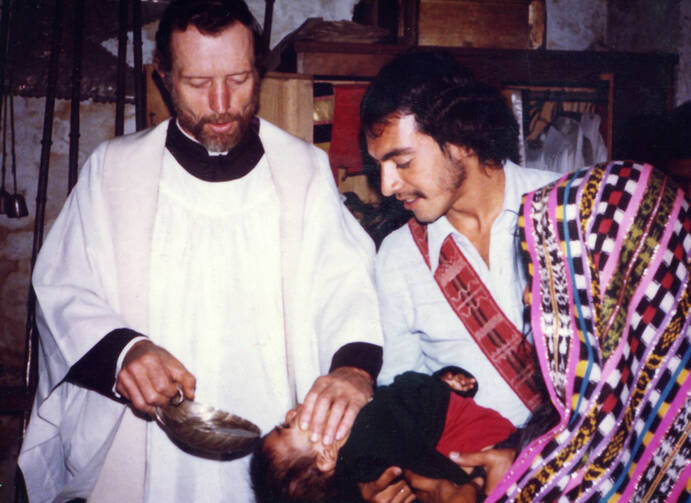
[
  {"xmin": 315, "ymin": 444, "xmax": 338, "ymax": 474},
  {"xmin": 153, "ymin": 54, "xmax": 169, "ymax": 89},
  {"xmin": 151, "ymin": 55, "xmax": 175, "ymax": 115}
]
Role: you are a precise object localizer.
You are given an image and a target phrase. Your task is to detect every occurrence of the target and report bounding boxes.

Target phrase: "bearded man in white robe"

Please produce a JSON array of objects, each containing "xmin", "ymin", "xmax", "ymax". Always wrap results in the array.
[{"xmin": 18, "ymin": 1, "xmax": 383, "ymax": 501}]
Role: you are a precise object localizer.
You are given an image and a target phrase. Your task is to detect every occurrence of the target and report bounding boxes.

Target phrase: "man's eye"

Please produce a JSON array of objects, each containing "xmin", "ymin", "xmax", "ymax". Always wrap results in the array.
[
  {"xmin": 396, "ymin": 161, "xmax": 411, "ymax": 169},
  {"xmin": 229, "ymin": 74, "xmax": 250, "ymax": 84},
  {"xmin": 187, "ymin": 79, "xmax": 209, "ymax": 89}
]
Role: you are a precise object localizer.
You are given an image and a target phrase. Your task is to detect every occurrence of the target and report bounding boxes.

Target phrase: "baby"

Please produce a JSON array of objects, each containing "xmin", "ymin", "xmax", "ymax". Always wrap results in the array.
[{"xmin": 250, "ymin": 367, "xmax": 516, "ymax": 503}]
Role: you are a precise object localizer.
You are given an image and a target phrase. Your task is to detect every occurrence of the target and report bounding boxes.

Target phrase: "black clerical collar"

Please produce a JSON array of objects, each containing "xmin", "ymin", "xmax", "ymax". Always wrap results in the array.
[{"xmin": 165, "ymin": 117, "xmax": 264, "ymax": 182}]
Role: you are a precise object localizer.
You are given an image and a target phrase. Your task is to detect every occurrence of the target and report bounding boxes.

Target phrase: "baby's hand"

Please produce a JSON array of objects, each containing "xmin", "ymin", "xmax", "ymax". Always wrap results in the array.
[{"xmin": 440, "ymin": 373, "xmax": 476, "ymax": 393}]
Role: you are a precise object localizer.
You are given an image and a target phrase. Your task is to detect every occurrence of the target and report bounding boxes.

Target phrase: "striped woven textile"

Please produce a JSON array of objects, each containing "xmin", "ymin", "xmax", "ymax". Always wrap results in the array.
[{"xmin": 491, "ymin": 161, "xmax": 690, "ymax": 502}]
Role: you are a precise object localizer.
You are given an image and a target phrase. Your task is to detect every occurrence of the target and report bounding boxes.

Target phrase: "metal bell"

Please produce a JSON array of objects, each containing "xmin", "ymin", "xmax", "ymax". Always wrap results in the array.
[{"xmin": 7, "ymin": 192, "xmax": 28, "ymax": 218}]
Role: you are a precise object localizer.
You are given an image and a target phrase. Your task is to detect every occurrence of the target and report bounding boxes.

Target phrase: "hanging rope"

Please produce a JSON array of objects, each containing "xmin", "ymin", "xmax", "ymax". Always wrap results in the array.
[
  {"xmin": 68, "ymin": 0, "xmax": 84, "ymax": 191},
  {"xmin": 115, "ymin": 0, "xmax": 128, "ymax": 136},
  {"xmin": 132, "ymin": 0, "xmax": 146, "ymax": 131}
]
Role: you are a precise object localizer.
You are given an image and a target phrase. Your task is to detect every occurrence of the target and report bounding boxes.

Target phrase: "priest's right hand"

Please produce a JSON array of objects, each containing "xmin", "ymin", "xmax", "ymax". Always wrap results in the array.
[{"xmin": 116, "ymin": 339, "xmax": 196, "ymax": 415}]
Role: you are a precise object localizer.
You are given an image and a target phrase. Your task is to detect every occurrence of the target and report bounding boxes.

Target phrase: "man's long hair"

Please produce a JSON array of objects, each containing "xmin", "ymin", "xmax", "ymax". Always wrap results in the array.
[
  {"xmin": 360, "ymin": 49, "xmax": 521, "ymax": 167},
  {"xmin": 155, "ymin": 0, "xmax": 264, "ymax": 73}
]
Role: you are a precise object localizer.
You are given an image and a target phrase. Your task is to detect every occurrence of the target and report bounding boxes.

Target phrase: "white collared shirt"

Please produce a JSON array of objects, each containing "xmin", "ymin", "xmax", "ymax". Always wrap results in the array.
[{"xmin": 375, "ymin": 161, "xmax": 559, "ymax": 426}]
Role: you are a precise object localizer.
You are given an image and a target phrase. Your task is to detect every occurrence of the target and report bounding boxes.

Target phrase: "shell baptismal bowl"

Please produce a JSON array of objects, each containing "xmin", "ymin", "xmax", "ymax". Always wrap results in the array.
[{"xmin": 154, "ymin": 392, "xmax": 261, "ymax": 457}]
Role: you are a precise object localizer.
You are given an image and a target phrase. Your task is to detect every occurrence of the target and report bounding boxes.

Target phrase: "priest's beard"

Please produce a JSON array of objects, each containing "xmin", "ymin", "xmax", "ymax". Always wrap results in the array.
[{"xmin": 171, "ymin": 79, "xmax": 260, "ymax": 153}]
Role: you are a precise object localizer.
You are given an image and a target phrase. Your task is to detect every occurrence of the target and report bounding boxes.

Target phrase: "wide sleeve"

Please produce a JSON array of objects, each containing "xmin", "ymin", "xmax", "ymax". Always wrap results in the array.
[
  {"xmin": 301, "ymin": 147, "xmax": 383, "ymax": 373},
  {"xmin": 375, "ymin": 231, "xmax": 426, "ymax": 385},
  {"xmin": 32, "ymin": 141, "xmax": 131, "ymax": 395}
]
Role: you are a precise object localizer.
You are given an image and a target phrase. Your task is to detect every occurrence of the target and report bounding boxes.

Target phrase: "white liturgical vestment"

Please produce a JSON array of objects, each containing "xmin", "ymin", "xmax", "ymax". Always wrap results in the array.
[
  {"xmin": 146, "ymin": 150, "xmax": 284, "ymax": 501},
  {"xmin": 19, "ymin": 118, "xmax": 382, "ymax": 503}
]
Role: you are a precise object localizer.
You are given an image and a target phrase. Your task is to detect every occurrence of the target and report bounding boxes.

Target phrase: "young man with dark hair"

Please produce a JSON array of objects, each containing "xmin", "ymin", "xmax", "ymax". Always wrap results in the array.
[
  {"xmin": 18, "ymin": 1, "xmax": 382, "ymax": 501},
  {"xmin": 361, "ymin": 50, "xmax": 559, "ymax": 502}
]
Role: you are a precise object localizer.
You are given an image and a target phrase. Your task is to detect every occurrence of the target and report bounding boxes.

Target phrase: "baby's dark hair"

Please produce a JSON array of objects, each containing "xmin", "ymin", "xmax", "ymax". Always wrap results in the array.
[{"xmin": 250, "ymin": 435, "xmax": 339, "ymax": 503}]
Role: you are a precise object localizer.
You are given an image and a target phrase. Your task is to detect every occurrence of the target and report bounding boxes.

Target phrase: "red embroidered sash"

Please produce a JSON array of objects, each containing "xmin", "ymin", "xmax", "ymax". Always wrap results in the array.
[{"xmin": 408, "ymin": 218, "xmax": 541, "ymax": 412}]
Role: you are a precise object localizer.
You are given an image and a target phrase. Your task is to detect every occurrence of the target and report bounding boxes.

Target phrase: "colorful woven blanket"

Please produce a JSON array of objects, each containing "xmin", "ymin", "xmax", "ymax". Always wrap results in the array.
[{"xmin": 492, "ymin": 161, "xmax": 690, "ymax": 502}]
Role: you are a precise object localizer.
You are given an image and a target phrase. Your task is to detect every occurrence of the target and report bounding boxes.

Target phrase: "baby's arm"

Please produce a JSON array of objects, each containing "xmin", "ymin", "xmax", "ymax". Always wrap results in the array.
[{"xmin": 440, "ymin": 373, "xmax": 475, "ymax": 393}]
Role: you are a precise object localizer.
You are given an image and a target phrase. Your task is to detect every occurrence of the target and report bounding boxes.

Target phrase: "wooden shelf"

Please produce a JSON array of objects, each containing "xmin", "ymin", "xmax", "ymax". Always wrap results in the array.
[
  {"xmin": 294, "ymin": 41, "xmax": 678, "ymax": 160},
  {"xmin": 296, "ymin": 41, "xmax": 675, "ymax": 81}
]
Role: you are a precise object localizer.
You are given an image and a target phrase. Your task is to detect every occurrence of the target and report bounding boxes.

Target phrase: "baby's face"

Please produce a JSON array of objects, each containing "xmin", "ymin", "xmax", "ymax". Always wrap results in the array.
[{"xmin": 264, "ymin": 405, "xmax": 317, "ymax": 460}]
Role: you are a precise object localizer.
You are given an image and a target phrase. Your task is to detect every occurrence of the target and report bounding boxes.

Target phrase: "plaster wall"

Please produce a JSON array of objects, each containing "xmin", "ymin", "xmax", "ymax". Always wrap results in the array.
[
  {"xmin": 546, "ymin": 0, "xmax": 690, "ymax": 106},
  {"xmin": 248, "ymin": 0, "xmax": 358, "ymax": 48},
  {"xmin": 546, "ymin": 0, "xmax": 607, "ymax": 50}
]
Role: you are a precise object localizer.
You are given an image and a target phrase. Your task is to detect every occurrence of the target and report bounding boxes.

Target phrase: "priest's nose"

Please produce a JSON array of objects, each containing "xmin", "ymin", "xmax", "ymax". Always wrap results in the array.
[{"xmin": 210, "ymin": 81, "xmax": 231, "ymax": 114}]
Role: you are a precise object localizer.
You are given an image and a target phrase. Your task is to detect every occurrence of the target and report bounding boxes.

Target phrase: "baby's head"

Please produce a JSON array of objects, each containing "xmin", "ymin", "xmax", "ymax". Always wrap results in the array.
[{"xmin": 250, "ymin": 405, "xmax": 345, "ymax": 503}]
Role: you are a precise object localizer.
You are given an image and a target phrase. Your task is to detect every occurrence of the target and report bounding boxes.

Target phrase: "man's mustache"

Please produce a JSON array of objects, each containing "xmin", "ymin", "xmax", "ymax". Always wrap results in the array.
[{"xmin": 200, "ymin": 113, "xmax": 244, "ymax": 126}]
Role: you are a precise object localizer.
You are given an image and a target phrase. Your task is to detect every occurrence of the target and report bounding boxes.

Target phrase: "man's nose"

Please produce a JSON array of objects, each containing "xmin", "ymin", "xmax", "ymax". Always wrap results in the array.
[
  {"xmin": 209, "ymin": 81, "xmax": 230, "ymax": 114},
  {"xmin": 380, "ymin": 162, "xmax": 402, "ymax": 197}
]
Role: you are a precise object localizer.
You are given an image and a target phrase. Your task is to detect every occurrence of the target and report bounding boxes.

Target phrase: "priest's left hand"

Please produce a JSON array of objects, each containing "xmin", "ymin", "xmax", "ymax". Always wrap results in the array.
[{"xmin": 298, "ymin": 366, "xmax": 374, "ymax": 445}]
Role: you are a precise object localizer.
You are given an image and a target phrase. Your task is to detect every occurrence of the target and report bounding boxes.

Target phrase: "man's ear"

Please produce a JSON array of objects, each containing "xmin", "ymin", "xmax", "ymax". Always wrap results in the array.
[
  {"xmin": 315, "ymin": 444, "xmax": 338, "ymax": 474},
  {"xmin": 446, "ymin": 143, "xmax": 474, "ymax": 161},
  {"xmin": 153, "ymin": 55, "xmax": 168, "ymax": 87}
]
